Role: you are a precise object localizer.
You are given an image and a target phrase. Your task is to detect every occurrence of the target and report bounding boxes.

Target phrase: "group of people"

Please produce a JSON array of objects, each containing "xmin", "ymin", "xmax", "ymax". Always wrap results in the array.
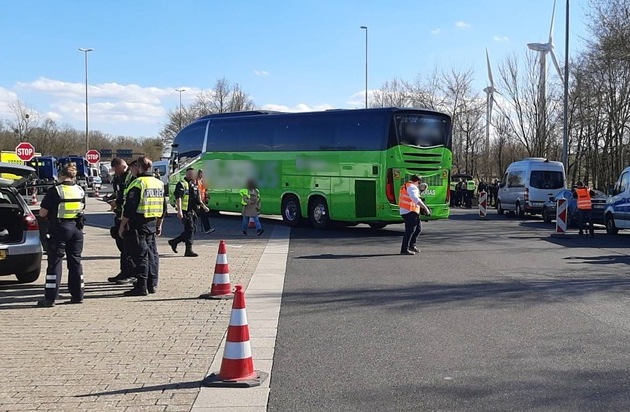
[
  {"xmin": 37, "ymin": 156, "xmax": 265, "ymax": 306},
  {"xmin": 478, "ymin": 179, "xmax": 500, "ymax": 207}
]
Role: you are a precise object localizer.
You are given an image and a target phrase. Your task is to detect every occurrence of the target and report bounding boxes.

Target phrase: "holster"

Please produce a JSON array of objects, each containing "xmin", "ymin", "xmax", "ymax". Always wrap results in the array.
[{"xmin": 76, "ymin": 213, "xmax": 86, "ymax": 230}]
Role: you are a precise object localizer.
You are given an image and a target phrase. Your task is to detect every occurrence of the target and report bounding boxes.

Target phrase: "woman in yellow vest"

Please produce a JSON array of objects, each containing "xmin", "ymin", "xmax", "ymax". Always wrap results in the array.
[
  {"xmin": 37, "ymin": 163, "xmax": 86, "ymax": 307},
  {"xmin": 240, "ymin": 179, "xmax": 264, "ymax": 236},
  {"xmin": 398, "ymin": 175, "xmax": 430, "ymax": 255},
  {"xmin": 572, "ymin": 180, "xmax": 595, "ymax": 237}
]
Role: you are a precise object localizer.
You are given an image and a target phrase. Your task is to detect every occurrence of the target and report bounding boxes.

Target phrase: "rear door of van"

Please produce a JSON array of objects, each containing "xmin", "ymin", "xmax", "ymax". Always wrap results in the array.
[{"xmin": 610, "ymin": 171, "xmax": 630, "ymax": 229}]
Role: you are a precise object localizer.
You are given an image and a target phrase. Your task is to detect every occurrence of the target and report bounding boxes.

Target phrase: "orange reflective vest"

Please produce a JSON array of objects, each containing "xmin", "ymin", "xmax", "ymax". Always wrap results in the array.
[
  {"xmin": 398, "ymin": 183, "xmax": 420, "ymax": 213},
  {"xmin": 196, "ymin": 178, "xmax": 207, "ymax": 202},
  {"xmin": 576, "ymin": 187, "xmax": 592, "ymax": 210}
]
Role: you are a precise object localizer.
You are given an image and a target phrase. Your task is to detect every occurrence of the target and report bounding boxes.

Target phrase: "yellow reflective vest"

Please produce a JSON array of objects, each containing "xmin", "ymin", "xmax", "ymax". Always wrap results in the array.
[
  {"xmin": 179, "ymin": 180, "xmax": 190, "ymax": 211},
  {"xmin": 239, "ymin": 188, "xmax": 260, "ymax": 205},
  {"xmin": 55, "ymin": 184, "xmax": 85, "ymax": 219},
  {"xmin": 126, "ymin": 176, "xmax": 164, "ymax": 218}
]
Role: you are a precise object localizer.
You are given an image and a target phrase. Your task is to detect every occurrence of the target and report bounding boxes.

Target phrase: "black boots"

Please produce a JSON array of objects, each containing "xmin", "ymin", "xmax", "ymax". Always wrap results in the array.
[
  {"xmin": 168, "ymin": 239, "xmax": 178, "ymax": 253},
  {"xmin": 184, "ymin": 245, "xmax": 198, "ymax": 257}
]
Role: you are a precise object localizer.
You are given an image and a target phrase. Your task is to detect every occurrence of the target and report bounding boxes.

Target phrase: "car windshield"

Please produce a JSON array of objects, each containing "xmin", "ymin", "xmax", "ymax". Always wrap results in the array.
[
  {"xmin": 396, "ymin": 114, "xmax": 449, "ymax": 148},
  {"xmin": 530, "ymin": 171, "xmax": 564, "ymax": 189}
]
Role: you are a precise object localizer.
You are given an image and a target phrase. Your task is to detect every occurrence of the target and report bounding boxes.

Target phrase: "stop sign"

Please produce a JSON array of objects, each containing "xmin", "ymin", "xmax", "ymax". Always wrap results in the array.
[
  {"xmin": 86, "ymin": 149, "xmax": 101, "ymax": 164},
  {"xmin": 15, "ymin": 142, "xmax": 35, "ymax": 162}
]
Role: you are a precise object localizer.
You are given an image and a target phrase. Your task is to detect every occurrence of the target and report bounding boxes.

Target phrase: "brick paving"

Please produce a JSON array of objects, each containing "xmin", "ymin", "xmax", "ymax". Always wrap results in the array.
[{"xmin": 0, "ymin": 198, "xmax": 273, "ymax": 412}]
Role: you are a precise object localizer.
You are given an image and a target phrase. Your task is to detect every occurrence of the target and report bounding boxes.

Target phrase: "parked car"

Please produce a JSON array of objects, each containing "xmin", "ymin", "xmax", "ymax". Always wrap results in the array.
[
  {"xmin": 0, "ymin": 162, "xmax": 43, "ymax": 283},
  {"xmin": 497, "ymin": 158, "xmax": 566, "ymax": 217},
  {"xmin": 604, "ymin": 166, "xmax": 630, "ymax": 234},
  {"xmin": 542, "ymin": 188, "xmax": 608, "ymax": 226}
]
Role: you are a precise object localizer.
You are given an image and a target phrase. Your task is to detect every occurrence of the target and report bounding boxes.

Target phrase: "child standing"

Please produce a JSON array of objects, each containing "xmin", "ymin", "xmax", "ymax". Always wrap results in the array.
[{"xmin": 239, "ymin": 180, "xmax": 264, "ymax": 236}]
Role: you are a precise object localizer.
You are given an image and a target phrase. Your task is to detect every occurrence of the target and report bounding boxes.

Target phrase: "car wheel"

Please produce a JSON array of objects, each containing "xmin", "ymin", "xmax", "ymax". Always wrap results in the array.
[
  {"xmin": 281, "ymin": 195, "xmax": 303, "ymax": 228},
  {"xmin": 516, "ymin": 202, "xmax": 525, "ymax": 218},
  {"xmin": 368, "ymin": 222, "xmax": 388, "ymax": 230},
  {"xmin": 605, "ymin": 213, "xmax": 619, "ymax": 235},
  {"xmin": 16, "ymin": 269, "xmax": 40, "ymax": 284},
  {"xmin": 542, "ymin": 207, "xmax": 553, "ymax": 224},
  {"xmin": 309, "ymin": 196, "xmax": 331, "ymax": 229},
  {"xmin": 497, "ymin": 200, "xmax": 505, "ymax": 215}
]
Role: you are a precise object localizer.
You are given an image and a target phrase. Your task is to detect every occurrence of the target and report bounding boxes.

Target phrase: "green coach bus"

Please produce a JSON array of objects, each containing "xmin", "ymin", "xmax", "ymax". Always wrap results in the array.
[{"xmin": 168, "ymin": 107, "xmax": 452, "ymax": 229}]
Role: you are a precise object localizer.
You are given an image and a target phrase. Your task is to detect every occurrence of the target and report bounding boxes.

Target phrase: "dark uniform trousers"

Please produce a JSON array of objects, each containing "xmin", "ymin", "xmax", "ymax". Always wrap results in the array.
[
  {"xmin": 45, "ymin": 220, "xmax": 84, "ymax": 301},
  {"xmin": 115, "ymin": 216, "xmax": 135, "ymax": 277},
  {"xmin": 126, "ymin": 226, "xmax": 159, "ymax": 289},
  {"xmin": 173, "ymin": 211, "xmax": 197, "ymax": 247},
  {"xmin": 400, "ymin": 211, "xmax": 422, "ymax": 253}
]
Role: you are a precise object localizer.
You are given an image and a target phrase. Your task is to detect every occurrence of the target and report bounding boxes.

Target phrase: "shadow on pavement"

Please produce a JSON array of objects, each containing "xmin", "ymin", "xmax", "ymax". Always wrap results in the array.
[
  {"xmin": 76, "ymin": 380, "xmax": 202, "ymax": 398},
  {"xmin": 296, "ymin": 253, "xmax": 400, "ymax": 260},
  {"xmin": 565, "ymin": 255, "xmax": 630, "ymax": 266}
]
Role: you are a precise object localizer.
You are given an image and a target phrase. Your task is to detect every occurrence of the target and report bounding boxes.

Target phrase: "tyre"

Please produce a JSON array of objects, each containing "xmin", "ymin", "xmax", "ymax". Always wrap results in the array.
[
  {"xmin": 309, "ymin": 196, "xmax": 331, "ymax": 229},
  {"xmin": 16, "ymin": 269, "xmax": 40, "ymax": 284},
  {"xmin": 605, "ymin": 213, "xmax": 619, "ymax": 235},
  {"xmin": 281, "ymin": 195, "xmax": 303, "ymax": 227},
  {"xmin": 497, "ymin": 200, "xmax": 505, "ymax": 215},
  {"xmin": 368, "ymin": 222, "xmax": 388, "ymax": 230},
  {"xmin": 516, "ymin": 202, "xmax": 525, "ymax": 218},
  {"xmin": 542, "ymin": 207, "xmax": 552, "ymax": 224}
]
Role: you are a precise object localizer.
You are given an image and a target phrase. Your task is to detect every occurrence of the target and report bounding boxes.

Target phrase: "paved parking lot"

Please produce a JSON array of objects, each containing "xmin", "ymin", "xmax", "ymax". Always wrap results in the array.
[{"xmin": 0, "ymin": 197, "xmax": 276, "ymax": 411}]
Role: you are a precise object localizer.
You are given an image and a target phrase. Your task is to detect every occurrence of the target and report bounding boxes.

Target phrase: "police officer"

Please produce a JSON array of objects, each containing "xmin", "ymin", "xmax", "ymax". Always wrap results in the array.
[
  {"xmin": 107, "ymin": 158, "xmax": 135, "ymax": 284},
  {"xmin": 37, "ymin": 163, "xmax": 86, "ymax": 307},
  {"xmin": 399, "ymin": 175, "xmax": 431, "ymax": 255},
  {"xmin": 168, "ymin": 167, "xmax": 209, "ymax": 257},
  {"xmin": 118, "ymin": 156, "xmax": 165, "ymax": 296}
]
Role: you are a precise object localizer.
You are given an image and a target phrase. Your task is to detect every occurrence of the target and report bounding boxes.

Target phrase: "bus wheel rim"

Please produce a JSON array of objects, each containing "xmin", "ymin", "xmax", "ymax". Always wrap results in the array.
[
  {"xmin": 314, "ymin": 204, "xmax": 325, "ymax": 223},
  {"xmin": 285, "ymin": 201, "xmax": 297, "ymax": 221}
]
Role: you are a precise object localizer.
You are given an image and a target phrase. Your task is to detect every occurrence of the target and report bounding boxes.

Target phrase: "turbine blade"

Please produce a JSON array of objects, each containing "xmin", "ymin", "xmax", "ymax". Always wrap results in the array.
[
  {"xmin": 550, "ymin": 48, "xmax": 563, "ymax": 80},
  {"xmin": 486, "ymin": 49, "xmax": 494, "ymax": 87},
  {"xmin": 549, "ymin": 0, "xmax": 557, "ymax": 43}
]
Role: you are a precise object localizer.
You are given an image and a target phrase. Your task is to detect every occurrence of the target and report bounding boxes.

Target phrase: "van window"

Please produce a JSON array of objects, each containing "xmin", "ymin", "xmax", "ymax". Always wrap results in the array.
[
  {"xmin": 507, "ymin": 171, "xmax": 524, "ymax": 188},
  {"xmin": 617, "ymin": 172, "xmax": 630, "ymax": 193},
  {"xmin": 530, "ymin": 171, "xmax": 564, "ymax": 189}
]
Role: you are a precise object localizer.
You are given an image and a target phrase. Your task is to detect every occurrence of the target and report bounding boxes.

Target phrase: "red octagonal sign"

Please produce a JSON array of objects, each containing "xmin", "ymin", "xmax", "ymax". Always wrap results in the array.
[
  {"xmin": 15, "ymin": 142, "xmax": 35, "ymax": 162},
  {"xmin": 86, "ymin": 149, "xmax": 101, "ymax": 164}
]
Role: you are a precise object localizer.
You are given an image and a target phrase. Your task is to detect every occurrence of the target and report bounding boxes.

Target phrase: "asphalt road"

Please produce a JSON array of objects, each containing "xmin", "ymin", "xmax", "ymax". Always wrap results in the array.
[{"xmin": 268, "ymin": 209, "xmax": 630, "ymax": 411}]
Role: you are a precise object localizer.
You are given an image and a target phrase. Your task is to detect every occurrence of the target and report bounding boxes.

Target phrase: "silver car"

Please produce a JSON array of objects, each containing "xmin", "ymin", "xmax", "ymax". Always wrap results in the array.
[{"xmin": 0, "ymin": 163, "xmax": 43, "ymax": 283}]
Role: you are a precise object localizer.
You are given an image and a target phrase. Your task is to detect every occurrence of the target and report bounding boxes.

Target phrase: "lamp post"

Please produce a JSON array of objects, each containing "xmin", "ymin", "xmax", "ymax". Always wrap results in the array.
[
  {"xmin": 360, "ymin": 26, "xmax": 368, "ymax": 109},
  {"xmin": 175, "ymin": 88, "xmax": 186, "ymax": 130},
  {"xmin": 78, "ymin": 48, "xmax": 93, "ymax": 153},
  {"xmin": 562, "ymin": 0, "xmax": 569, "ymax": 173}
]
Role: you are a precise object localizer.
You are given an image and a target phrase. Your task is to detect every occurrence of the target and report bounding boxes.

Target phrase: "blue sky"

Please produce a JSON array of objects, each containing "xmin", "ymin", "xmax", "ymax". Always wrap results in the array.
[{"xmin": 0, "ymin": 0, "xmax": 589, "ymax": 138}]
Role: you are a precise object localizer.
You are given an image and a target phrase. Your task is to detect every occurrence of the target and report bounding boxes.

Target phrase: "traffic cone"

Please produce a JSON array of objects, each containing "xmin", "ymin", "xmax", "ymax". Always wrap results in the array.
[
  {"xmin": 94, "ymin": 186, "xmax": 100, "ymax": 199},
  {"xmin": 199, "ymin": 240, "xmax": 233, "ymax": 299},
  {"xmin": 202, "ymin": 284, "xmax": 268, "ymax": 388},
  {"xmin": 30, "ymin": 188, "xmax": 38, "ymax": 206},
  {"xmin": 248, "ymin": 217, "xmax": 256, "ymax": 228}
]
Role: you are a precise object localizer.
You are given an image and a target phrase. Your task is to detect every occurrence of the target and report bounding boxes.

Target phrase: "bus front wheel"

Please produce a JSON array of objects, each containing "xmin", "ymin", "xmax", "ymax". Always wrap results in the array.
[
  {"xmin": 309, "ymin": 196, "xmax": 331, "ymax": 229},
  {"xmin": 281, "ymin": 195, "xmax": 303, "ymax": 227}
]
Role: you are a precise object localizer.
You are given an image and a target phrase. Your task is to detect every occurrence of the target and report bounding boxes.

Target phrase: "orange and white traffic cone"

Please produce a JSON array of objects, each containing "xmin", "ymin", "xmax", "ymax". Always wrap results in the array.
[
  {"xmin": 30, "ymin": 188, "xmax": 38, "ymax": 206},
  {"xmin": 202, "ymin": 284, "xmax": 268, "ymax": 387},
  {"xmin": 248, "ymin": 217, "xmax": 256, "ymax": 228},
  {"xmin": 199, "ymin": 240, "xmax": 233, "ymax": 299},
  {"xmin": 94, "ymin": 186, "xmax": 100, "ymax": 199}
]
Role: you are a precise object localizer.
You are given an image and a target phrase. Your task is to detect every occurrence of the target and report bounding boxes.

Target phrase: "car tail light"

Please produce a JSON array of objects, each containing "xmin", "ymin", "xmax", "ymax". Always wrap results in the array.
[
  {"xmin": 524, "ymin": 187, "xmax": 529, "ymax": 203},
  {"xmin": 386, "ymin": 168, "xmax": 396, "ymax": 204},
  {"xmin": 24, "ymin": 213, "xmax": 39, "ymax": 231}
]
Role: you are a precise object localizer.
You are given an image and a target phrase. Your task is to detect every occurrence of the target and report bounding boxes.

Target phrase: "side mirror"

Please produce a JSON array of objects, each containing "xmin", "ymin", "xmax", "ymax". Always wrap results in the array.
[
  {"xmin": 499, "ymin": 182, "xmax": 505, "ymax": 188},
  {"xmin": 549, "ymin": 196, "xmax": 555, "ymax": 202}
]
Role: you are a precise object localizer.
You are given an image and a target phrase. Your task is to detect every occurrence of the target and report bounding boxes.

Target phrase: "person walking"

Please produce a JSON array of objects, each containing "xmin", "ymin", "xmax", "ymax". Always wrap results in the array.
[
  {"xmin": 118, "ymin": 156, "xmax": 165, "ymax": 296},
  {"xmin": 37, "ymin": 163, "xmax": 86, "ymax": 307},
  {"xmin": 399, "ymin": 175, "xmax": 430, "ymax": 256},
  {"xmin": 107, "ymin": 157, "xmax": 136, "ymax": 284},
  {"xmin": 573, "ymin": 180, "xmax": 596, "ymax": 237},
  {"xmin": 240, "ymin": 179, "xmax": 264, "ymax": 236},
  {"xmin": 168, "ymin": 167, "xmax": 209, "ymax": 256},
  {"xmin": 196, "ymin": 169, "xmax": 215, "ymax": 234}
]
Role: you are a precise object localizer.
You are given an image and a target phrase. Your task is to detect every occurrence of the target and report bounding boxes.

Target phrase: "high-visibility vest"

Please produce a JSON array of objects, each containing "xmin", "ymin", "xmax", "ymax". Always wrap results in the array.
[
  {"xmin": 122, "ymin": 173, "xmax": 135, "ymax": 196},
  {"xmin": 398, "ymin": 183, "xmax": 420, "ymax": 213},
  {"xmin": 126, "ymin": 176, "xmax": 164, "ymax": 218},
  {"xmin": 179, "ymin": 180, "xmax": 190, "ymax": 211},
  {"xmin": 55, "ymin": 184, "xmax": 85, "ymax": 219},
  {"xmin": 196, "ymin": 178, "xmax": 207, "ymax": 202},
  {"xmin": 239, "ymin": 188, "xmax": 260, "ymax": 205},
  {"xmin": 576, "ymin": 187, "xmax": 592, "ymax": 210}
]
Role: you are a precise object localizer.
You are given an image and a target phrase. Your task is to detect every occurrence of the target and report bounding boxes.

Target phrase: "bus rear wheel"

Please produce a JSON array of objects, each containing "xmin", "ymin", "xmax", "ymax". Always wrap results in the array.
[
  {"xmin": 281, "ymin": 195, "xmax": 303, "ymax": 227},
  {"xmin": 309, "ymin": 196, "xmax": 331, "ymax": 229}
]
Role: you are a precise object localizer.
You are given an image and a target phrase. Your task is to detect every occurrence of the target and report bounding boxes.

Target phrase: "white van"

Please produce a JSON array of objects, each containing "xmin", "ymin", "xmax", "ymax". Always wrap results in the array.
[
  {"xmin": 152, "ymin": 160, "xmax": 170, "ymax": 194},
  {"xmin": 497, "ymin": 158, "xmax": 566, "ymax": 218}
]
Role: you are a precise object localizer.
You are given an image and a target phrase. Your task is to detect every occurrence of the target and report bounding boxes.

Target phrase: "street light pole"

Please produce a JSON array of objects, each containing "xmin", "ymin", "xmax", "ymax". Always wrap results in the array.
[
  {"xmin": 78, "ymin": 48, "xmax": 93, "ymax": 153},
  {"xmin": 175, "ymin": 88, "xmax": 186, "ymax": 131},
  {"xmin": 562, "ymin": 0, "xmax": 570, "ymax": 173},
  {"xmin": 360, "ymin": 26, "xmax": 368, "ymax": 109}
]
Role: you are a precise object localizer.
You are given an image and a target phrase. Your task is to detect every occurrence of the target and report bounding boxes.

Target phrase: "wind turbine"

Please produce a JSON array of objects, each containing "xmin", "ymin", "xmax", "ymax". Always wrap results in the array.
[
  {"xmin": 527, "ymin": 0, "xmax": 563, "ymax": 147},
  {"xmin": 484, "ymin": 48, "xmax": 497, "ymax": 177}
]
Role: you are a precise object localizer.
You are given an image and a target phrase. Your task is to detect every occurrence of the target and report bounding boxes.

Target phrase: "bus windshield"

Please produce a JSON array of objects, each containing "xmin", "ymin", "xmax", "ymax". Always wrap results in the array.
[{"xmin": 396, "ymin": 114, "xmax": 450, "ymax": 149}]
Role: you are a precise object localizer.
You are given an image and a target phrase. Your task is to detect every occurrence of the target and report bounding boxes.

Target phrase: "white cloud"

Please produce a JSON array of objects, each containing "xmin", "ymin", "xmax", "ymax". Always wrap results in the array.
[
  {"xmin": 0, "ymin": 87, "xmax": 19, "ymax": 118},
  {"xmin": 254, "ymin": 70, "xmax": 270, "ymax": 76},
  {"xmin": 45, "ymin": 111, "xmax": 62, "ymax": 122},
  {"xmin": 430, "ymin": 28, "xmax": 441, "ymax": 35},
  {"xmin": 260, "ymin": 103, "xmax": 335, "ymax": 112},
  {"xmin": 455, "ymin": 21, "xmax": 471, "ymax": 30},
  {"xmin": 493, "ymin": 35, "xmax": 510, "ymax": 42},
  {"xmin": 346, "ymin": 90, "xmax": 379, "ymax": 108}
]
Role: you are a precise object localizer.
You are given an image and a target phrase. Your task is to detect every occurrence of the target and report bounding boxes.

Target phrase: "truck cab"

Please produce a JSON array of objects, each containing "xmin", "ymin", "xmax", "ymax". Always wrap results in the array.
[{"xmin": 57, "ymin": 156, "xmax": 90, "ymax": 191}]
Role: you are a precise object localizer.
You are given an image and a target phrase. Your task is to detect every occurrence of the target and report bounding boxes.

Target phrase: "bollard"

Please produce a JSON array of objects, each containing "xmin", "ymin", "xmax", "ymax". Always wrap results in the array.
[
  {"xmin": 551, "ymin": 197, "xmax": 567, "ymax": 237},
  {"xmin": 478, "ymin": 191, "xmax": 487, "ymax": 219}
]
